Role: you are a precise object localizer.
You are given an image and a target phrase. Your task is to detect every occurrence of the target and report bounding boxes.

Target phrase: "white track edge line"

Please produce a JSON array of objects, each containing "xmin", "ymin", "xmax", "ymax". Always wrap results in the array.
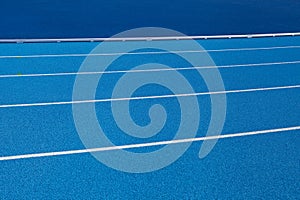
[
  {"xmin": 1, "ymin": 45, "xmax": 300, "ymax": 59},
  {"xmin": 0, "ymin": 32, "xmax": 300, "ymax": 43},
  {"xmin": 1, "ymin": 126, "xmax": 299, "ymax": 161},
  {"xmin": 0, "ymin": 85, "xmax": 299, "ymax": 108},
  {"xmin": 1, "ymin": 60, "xmax": 300, "ymax": 79}
]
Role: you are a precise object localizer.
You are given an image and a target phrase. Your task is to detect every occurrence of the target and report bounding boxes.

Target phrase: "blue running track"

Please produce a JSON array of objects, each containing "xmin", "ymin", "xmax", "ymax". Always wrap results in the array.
[{"xmin": 0, "ymin": 36, "xmax": 300, "ymax": 199}]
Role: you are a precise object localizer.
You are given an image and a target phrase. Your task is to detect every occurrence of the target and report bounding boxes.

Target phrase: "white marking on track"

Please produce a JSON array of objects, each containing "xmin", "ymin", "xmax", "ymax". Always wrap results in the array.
[
  {"xmin": 0, "ymin": 60, "xmax": 299, "ymax": 79},
  {"xmin": 0, "ymin": 85, "xmax": 299, "ymax": 108},
  {"xmin": 0, "ymin": 126, "xmax": 299, "ymax": 161},
  {"xmin": 0, "ymin": 45, "xmax": 300, "ymax": 59}
]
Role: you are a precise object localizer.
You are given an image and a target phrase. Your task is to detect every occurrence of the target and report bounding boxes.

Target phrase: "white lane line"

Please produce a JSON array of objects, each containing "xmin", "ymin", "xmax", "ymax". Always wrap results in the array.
[
  {"xmin": 1, "ymin": 45, "xmax": 300, "ymax": 59},
  {"xmin": 1, "ymin": 60, "xmax": 300, "ymax": 79},
  {"xmin": 0, "ymin": 85, "xmax": 299, "ymax": 108},
  {"xmin": 1, "ymin": 126, "xmax": 299, "ymax": 161}
]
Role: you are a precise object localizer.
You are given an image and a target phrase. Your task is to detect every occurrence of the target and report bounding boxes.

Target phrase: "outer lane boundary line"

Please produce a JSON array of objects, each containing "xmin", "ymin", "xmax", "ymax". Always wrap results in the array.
[
  {"xmin": 1, "ymin": 60, "xmax": 300, "ymax": 79},
  {"xmin": 0, "ymin": 85, "xmax": 299, "ymax": 108},
  {"xmin": 1, "ymin": 126, "xmax": 299, "ymax": 161},
  {"xmin": 0, "ymin": 32, "xmax": 300, "ymax": 43},
  {"xmin": 1, "ymin": 45, "xmax": 300, "ymax": 59}
]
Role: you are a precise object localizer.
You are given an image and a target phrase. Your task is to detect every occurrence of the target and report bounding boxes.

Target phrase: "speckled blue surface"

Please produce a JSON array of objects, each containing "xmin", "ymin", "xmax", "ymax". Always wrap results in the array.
[{"xmin": 0, "ymin": 37, "xmax": 300, "ymax": 199}]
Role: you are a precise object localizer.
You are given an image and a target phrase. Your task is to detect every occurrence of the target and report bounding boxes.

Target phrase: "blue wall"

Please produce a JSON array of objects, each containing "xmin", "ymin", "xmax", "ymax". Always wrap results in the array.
[{"xmin": 0, "ymin": 0, "xmax": 300, "ymax": 38}]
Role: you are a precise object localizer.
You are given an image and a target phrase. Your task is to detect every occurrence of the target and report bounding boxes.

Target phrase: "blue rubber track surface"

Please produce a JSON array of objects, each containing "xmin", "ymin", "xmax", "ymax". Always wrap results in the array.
[{"xmin": 0, "ymin": 36, "xmax": 300, "ymax": 199}]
